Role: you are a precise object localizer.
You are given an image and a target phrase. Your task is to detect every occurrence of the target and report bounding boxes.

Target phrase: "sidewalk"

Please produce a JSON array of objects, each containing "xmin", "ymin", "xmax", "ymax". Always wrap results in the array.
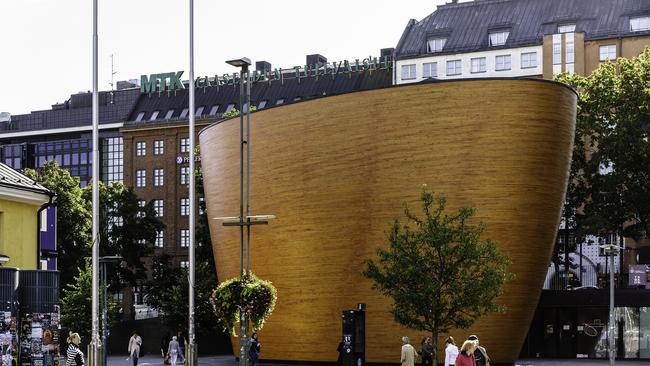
[{"xmin": 107, "ymin": 355, "xmax": 650, "ymax": 366}]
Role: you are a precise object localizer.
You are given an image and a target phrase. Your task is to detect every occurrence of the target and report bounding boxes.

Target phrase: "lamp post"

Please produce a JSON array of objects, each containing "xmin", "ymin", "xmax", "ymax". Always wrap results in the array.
[
  {"xmin": 99, "ymin": 255, "xmax": 122, "ymax": 366},
  {"xmin": 216, "ymin": 57, "xmax": 275, "ymax": 366},
  {"xmin": 600, "ymin": 242, "xmax": 620, "ymax": 366}
]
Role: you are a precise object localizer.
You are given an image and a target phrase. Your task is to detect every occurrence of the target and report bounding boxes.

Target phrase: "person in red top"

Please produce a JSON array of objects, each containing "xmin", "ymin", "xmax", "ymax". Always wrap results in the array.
[{"xmin": 455, "ymin": 340, "xmax": 477, "ymax": 366}]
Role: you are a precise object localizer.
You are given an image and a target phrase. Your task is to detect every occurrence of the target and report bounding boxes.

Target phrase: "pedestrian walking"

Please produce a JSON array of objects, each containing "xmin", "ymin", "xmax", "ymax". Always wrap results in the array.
[
  {"xmin": 400, "ymin": 336, "xmax": 418, "ymax": 366},
  {"xmin": 248, "ymin": 332, "xmax": 261, "ymax": 366},
  {"xmin": 466, "ymin": 335, "xmax": 489, "ymax": 366},
  {"xmin": 444, "ymin": 336, "xmax": 459, "ymax": 366},
  {"xmin": 167, "ymin": 336, "xmax": 181, "ymax": 366},
  {"xmin": 65, "ymin": 332, "xmax": 84, "ymax": 366},
  {"xmin": 336, "ymin": 341, "xmax": 344, "ymax": 366},
  {"xmin": 420, "ymin": 337, "xmax": 433, "ymax": 366},
  {"xmin": 176, "ymin": 332, "xmax": 185, "ymax": 363},
  {"xmin": 127, "ymin": 331, "xmax": 142, "ymax": 366},
  {"xmin": 161, "ymin": 333, "xmax": 171, "ymax": 365},
  {"xmin": 454, "ymin": 340, "xmax": 476, "ymax": 366}
]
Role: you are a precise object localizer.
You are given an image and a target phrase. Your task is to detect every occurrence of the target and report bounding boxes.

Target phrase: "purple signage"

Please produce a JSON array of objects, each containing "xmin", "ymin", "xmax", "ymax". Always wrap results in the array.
[{"xmin": 629, "ymin": 264, "xmax": 649, "ymax": 287}]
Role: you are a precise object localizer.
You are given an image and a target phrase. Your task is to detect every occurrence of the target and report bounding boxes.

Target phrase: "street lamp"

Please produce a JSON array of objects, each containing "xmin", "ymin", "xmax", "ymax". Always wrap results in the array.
[
  {"xmin": 99, "ymin": 255, "xmax": 122, "ymax": 366},
  {"xmin": 216, "ymin": 56, "xmax": 274, "ymax": 366},
  {"xmin": 600, "ymin": 242, "xmax": 620, "ymax": 366}
]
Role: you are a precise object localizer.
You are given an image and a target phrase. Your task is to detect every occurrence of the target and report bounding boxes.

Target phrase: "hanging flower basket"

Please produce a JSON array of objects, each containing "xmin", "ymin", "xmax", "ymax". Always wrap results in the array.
[{"xmin": 210, "ymin": 273, "xmax": 277, "ymax": 335}]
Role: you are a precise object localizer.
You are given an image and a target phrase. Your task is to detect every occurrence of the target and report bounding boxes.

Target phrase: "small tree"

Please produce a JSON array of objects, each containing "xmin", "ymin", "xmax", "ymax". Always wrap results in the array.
[
  {"xmin": 364, "ymin": 186, "xmax": 513, "ymax": 366},
  {"xmin": 60, "ymin": 260, "xmax": 119, "ymax": 341}
]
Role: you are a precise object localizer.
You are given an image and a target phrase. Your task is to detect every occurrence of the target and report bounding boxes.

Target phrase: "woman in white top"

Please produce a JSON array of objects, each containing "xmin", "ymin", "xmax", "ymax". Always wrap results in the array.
[
  {"xmin": 444, "ymin": 336, "xmax": 459, "ymax": 366},
  {"xmin": 167, "ymin": 336, "xmax": 181, "ymax": 366}
]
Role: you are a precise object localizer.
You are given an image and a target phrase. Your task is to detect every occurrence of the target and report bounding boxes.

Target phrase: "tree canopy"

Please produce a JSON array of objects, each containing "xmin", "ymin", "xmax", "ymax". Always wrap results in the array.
[{"xmin": 364, "ymin": 186, "xmax": 513, "ymax": 366}]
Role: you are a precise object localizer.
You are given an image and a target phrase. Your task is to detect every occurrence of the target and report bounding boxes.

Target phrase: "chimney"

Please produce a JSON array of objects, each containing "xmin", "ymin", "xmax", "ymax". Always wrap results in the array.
[
  {"xmin": 306, "ymin": 54, "xmax": 327, "ymax": 67},
  {"xmin": 256, "ymin": 61, "xmax": 272, "ymax": 73}
]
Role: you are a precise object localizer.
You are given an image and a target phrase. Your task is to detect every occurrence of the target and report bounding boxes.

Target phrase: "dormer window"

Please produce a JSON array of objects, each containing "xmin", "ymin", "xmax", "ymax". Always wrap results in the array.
[
  {"xmin": 489, "ymin": 31, "xmax": 509, "ymax": 46},
  {"xmin": 558, "ymin": 24, "xmax": 576, "ymax": 33},
  {"xmin": 427, "ymin": 38, "xmax": 447, "ymax": 53},
  {"xmin": 630, "ymin": 16, "xmax": 650, "ymax": 32}
]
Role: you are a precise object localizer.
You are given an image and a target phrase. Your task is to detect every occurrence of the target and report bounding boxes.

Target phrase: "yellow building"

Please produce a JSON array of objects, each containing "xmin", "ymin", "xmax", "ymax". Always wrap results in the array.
[{"xmin": 0, "ymin": 163, "xmax": 53, "ymax": 269}]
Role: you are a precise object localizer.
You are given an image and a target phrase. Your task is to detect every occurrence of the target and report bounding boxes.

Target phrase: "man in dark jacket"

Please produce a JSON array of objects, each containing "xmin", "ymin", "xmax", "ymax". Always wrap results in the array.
[{"xmin": 467, "ymin": 335, "xmax": 490, "ymax": 366}]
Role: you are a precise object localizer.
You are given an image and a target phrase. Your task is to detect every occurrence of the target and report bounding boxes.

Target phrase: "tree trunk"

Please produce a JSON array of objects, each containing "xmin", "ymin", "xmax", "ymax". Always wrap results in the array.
[{"xmin": 431, "ymin": 329, "xmax": 439, "ymax": 366}]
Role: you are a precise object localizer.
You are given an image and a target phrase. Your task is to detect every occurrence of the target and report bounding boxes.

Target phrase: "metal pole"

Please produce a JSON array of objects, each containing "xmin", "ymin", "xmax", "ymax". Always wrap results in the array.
[
  {"xmin": 91, "ymin": 1, "xmax": 100, "ymax": 366},
  {"xmin": 238, "ymin": 67, "xmax": 248, "ymax": 366},
  {"xmin": 609, "ymin": 248, "xmax": 615, "ymax": 366},
  {"xmin": 102, "ymin": 262, "xmax": 107, "ymax": 366},
  {"xmin": 245, "ymin": 67, "xmax": 251, "ymax": 276},
  {"xmin": 188, "ymin": 0, "xmax": 197, "ymax": 365}
]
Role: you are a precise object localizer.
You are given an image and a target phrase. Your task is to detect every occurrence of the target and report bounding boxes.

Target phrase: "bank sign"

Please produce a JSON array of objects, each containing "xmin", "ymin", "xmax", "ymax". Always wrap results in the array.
[{"xmin": 140, "ymin": 56, "xmax": 392, "ymax": 94}]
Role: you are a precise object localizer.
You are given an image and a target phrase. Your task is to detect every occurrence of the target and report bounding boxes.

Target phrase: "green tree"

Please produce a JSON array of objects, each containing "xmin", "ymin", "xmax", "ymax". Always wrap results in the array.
[
  {"xmin": 24, "ymin": 161, "xmax": 91, "ymax": 289},
  {"xmin": 82, "ymin": 182, "xmax": 165, "ymax": 289},
  {"xmin": 60, "ymin": 260, "xmax": 119, "ymax": 341},
  {"xmin": 556, "ymin": 49, "xmax": 650, "ymax": 282},
  {"xmin": 363, "ymin": 186, "xmax": 513, "ymax": 366}
]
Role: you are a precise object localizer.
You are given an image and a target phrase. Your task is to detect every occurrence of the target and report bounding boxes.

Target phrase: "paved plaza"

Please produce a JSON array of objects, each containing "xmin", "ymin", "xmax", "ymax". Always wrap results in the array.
[{"xmin": 106, "ymin": 355, "xmax": 649, "ymax": 366}]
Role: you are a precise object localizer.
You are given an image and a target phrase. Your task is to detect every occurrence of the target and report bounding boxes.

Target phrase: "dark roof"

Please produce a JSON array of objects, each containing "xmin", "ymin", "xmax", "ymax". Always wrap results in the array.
[
  {"xmin": 0, "ymin": 162, "xmax": 51, "ymax": 196},
  {"xmin": 125, "ymin": 68, "xmax": 392, "ymax": 124},
  {"xmin": 395, "ymin": 0, "xmax": 650, "ymax": 60},
  {"xmin": 0, "ymin": 88, "xmax": 141, "ymax": 134}
]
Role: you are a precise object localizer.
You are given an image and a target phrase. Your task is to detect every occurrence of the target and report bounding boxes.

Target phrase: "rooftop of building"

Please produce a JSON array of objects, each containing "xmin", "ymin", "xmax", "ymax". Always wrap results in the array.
[
  {"xmin": 395, "ymin": 0, "xmax": 650, "ymax": 60},
  {"xmin": 0, "ymin": 162, "xmax": 51, "ymax": 196}
]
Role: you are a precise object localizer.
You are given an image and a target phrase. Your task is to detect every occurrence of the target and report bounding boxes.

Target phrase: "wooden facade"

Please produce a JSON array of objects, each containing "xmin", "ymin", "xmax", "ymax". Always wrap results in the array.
[{"xmin": 199, "ymin": 79, "xmax": 577, "ymax": 364}]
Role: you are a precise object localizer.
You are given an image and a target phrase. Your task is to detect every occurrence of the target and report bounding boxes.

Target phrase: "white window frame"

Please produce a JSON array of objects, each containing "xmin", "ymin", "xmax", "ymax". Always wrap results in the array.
[
  {"xmin": 164, "ymin": 109, "xmax": 174, "ymax": 119},
  {"xmin": 446, "ymin": 60, "xmax": 462, "ymax": 76},
  {"xmin": 135, "ymin": 112, "xmax": 145, "ymax": 122},
  {"xmin": 489, "ymin": 31, "xmax": 509, "ymax": 46},
  {"xmin": 180, "ymin": 166, "xmax": 190, "ymax": 185},
  {"xmin": 422, "ymin": 62, "xmax": 437, "ymax": 78},
  {"xmin": 599, "ymin": 45, "xmax": 617, "ymax": 62},
  {"xmin": 180, "ymin": 260, "xmax": 189, "ymax": 269},
  {"xmin": 154, "ymin": 140, "xmax": 164, "ymax": 155},
  {"xmin": 136, "ymin": 141, "xmax": 146, "ymax": 157},
  {"xmin": 150, "ymin": 111, "xmax": 159, "ymax": 121},
  {"xmin": 558, "ymin": 24, "xmax": 576, "ymax": 33},
  {"xmin": 258, "ymin": 100, "xmax": 267, "ymax": 109},
  {"xmin": 209, "ymin": 105, "xmax": 219, "ymax": 116},
  {"xmin": 153, "ymin": 168, "xmax": 164, "ymax": 187},
  {"xmin": 180, "ymin": 229, "xmax": 190, "ymax": 248},
  {"xmin": 427, "ymin": 38, "xmax": 447, "ymax": 53},
  {"xmin": 470, "ymin": 57, "xmax": 486, "ymax": 73},
  {"xmin": 180, "ymin": 137, "xmax": 190, "ymax": 153},
  {"xmin": 180, "ymin": 197, "xmax": 190, "ymax": 216},
  {"xmin": 495, "ymin": 55, "xmax": 512, "ymax": 71},
  {"xmin": 155, "ymin": 230, "xmax": 164, "ymax": 248},
  {"xmin": 136, "ymin": 169, "xmax": 146, "ymax": 188},
  {"xmin": 401, "ymin": 64, "xmax": 416, "ymax": 80},
  {"xmin": 521, "ymin": 52, "xmax": 538, "ymax": 69},
  {"xmin": 154, "ymin": 199, "xmax": 164, "ymax": 217},
  {"xmin": 630, "ymin": 16, "xmax": 650, "ymax": 32}
]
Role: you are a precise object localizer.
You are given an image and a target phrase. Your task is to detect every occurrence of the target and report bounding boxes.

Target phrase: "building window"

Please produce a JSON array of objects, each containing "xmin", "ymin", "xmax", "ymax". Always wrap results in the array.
[
  {"xmin": 154, "ymin": 168, "xmax": 164, "ymax": 187},
  {"xmin": 180, "ymin": 166, "xmax": 190, "ymax": 185},
  {"xmin": 427, "ymin": 38, "xmax": 447, "ymax": 53},
  {"xmin": 489, "ymin": 31, "xmax": 509, "ymax": 46},
  {"xmin": 209, "ymin": 105, "xmax": 219, "ymax": 116},
  {"xmin": 446, "ymin": 60, "xmax": 462, "ymax": 76},
  {"xmin": 630, "ymin": 16, "xmax": 650, "ymax": 32},
  {"xmin": 180, "ymin": 260, "xmax": 189, "ymax": 269},
  {"xmin": 553, "ymin": 35, "xmax": 562, "ymax": 65},
  {"xmin": 135, "ymin": 112, "xmax": 145, "ymax": 122},
  {"xmin": 198, "ymin": 197, "xmax": 205, "ymax": 215},
  {"xmin": 164, "ymin": 109, "xmax": 174, "ymax": 119},
  {"xmin": 154, "ymin": 199, "xmax": 164, "ymax": 217},
  {"xmin": 155, "ymin": 230, "xmax": 164, "ymax": 248},
  {"xmin": 154, "ymin": 140, "xmax": 164, "ymax": 155},
  {"xmin": 195, "ymin": 106, "xmax": 205, "ymax": 116},
  {"xmin": 401, "ymin": 64, "xmax": 416, "ymax": 80},
  {"xmin": 136, "ymin": 141, "xmax": 146, "ymax": 156},
  {"xmin": 102, "ymin": 137, "xmax": 123, "ymax": 184},
  {"xmin": 558, "ymin": 24, "xmax": 576, "ymax": 33},
  {"xmin": 258, "ymin": 100, "xmax": 267, "ymax": 109},
  {"xmin": 565, "ymin": 33, "xmax": 575, "ymax": 66},
  {"xmin": 137, "ymin": 200, "xmax": 146, "ymax": 218},
  {"xmin": 521, "ymin": 52, "xmax": 538, "ymax": 68},
  {"xmin": 470, "ymin": 57, "xmax": 486, "ymax": 73},
  {"xmin": 422, "ymin": 62, "xmax": 437, "ymax": 78},
  {"xmin": 180, "ymin": 108, "xmax": 189, "ymax": 118},
  {"xmin": 150, "ymin": 111, "xmax": 160, "ymax": 121},
  {"xmin": 225, "ymin": 104, "xmax": 235, "ymax": 114},
  {"xmin": 495, "ymin": 55, "xmax": 511, "ymax": 71},
  {"xmin": 276, "ymin": 99, "xmax": 285, "ymax": 105},
  {"xmin": 180, "ymin": 138, "xmax": 190, "ymax": 153},
  {"xmin": 600, "ymin": 45, "xmax": 617, "ymax": 61},
  {"xmin": 180, "ymin": 198, "xmax": 190, "ymax": 216},
  {"xmin": 180, "ymin": 229, "xmax": 189, "ymax": 248},
  {"xmin": 136, "ymin": 169, "xmax": 146, "ymax": 188}
]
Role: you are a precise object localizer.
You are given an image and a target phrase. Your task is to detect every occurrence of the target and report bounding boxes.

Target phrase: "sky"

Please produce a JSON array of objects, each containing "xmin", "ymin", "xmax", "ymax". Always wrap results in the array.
[{"xmin": 0, "ymin": 0, "xmax": 449, "ymax": 115}]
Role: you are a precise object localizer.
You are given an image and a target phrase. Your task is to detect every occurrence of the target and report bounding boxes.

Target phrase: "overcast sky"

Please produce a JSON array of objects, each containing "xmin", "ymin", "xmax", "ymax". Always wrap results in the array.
[{"xmin": 0, "ymin": 0, "xmax": 450, "ymax": 115}]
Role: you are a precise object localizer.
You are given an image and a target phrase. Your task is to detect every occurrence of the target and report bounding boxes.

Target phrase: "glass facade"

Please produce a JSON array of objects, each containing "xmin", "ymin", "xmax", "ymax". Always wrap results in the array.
[{"xmin": 102, "ymin": 137, "xmax": 123, "ymax": 184}]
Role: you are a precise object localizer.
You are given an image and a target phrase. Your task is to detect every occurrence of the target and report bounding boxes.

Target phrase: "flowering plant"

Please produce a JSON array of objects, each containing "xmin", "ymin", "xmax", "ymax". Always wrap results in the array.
[{"xmin": 210, "ymin": 273, "xmax": 277, "ymax": 335}]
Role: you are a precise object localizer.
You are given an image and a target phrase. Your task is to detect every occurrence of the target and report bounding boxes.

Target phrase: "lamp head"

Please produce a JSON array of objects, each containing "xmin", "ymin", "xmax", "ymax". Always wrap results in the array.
[{"xmin": 226, "ymin": 57, "xmax": 252, "ymax": 70}]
